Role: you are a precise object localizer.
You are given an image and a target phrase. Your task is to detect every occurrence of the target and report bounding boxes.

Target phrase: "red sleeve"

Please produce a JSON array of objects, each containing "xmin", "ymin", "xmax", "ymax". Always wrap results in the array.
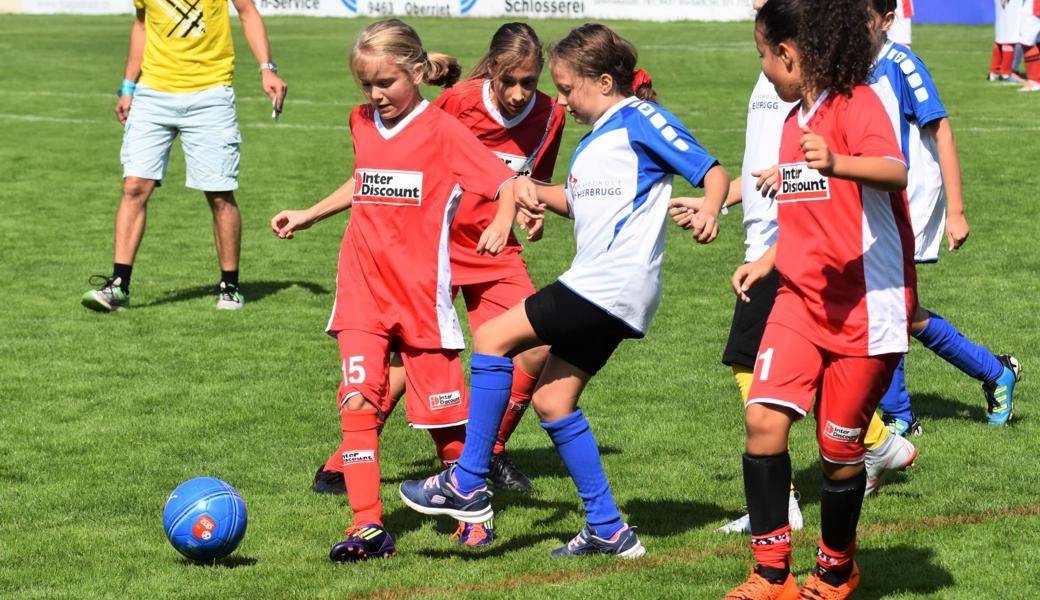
[
  {"xmin": 531, "ymin": 102, "xmax": 566, "ymax": 182},
  {"xmin": 842, "ymin": 87, "xmax": 906, "ymax": 164},
  {"xmin": 440, "ymin": 112, "xmax": 515, "ymax": 200},
  {"xmin": 433, "ymin": 86, "xmax": 463, "ymax": 117}
]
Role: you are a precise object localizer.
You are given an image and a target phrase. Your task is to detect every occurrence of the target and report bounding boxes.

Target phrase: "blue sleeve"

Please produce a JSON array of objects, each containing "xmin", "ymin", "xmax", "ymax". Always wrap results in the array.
[
  {"xmin": 898, "ymin": 53, "xmax": 947, "ymax": 128},
  {"xmin": 626, "ymin": 103, "xmax": 718, "ymax": 188}
]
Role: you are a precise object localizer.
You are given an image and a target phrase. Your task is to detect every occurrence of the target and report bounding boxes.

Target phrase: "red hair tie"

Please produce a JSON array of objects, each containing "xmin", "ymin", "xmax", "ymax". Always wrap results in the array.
[{"xmin": 632, "ymin": 68, "xmax": 652, "ymax": 93}]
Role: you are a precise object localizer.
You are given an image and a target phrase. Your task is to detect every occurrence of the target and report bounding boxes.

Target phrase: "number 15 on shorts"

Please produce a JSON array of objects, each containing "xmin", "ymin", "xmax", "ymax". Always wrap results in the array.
[{"xmin": 343, "ymin": 355, "xmax": 366, "ymax": 384}]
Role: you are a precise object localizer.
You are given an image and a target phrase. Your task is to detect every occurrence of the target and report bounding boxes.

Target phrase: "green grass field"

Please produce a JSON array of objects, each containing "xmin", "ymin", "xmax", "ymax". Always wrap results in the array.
[{"xmin": 1, "ymin": 14, "xmax": 1038, "ymax": 599}]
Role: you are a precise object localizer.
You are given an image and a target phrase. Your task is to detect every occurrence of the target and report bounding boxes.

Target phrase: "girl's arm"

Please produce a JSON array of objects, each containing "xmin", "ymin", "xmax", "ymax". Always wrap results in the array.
[
  {"xmin": 271, "ymin": 178, "xmax": 355, "ymax": 239},
  {"xmin": 801, "ymin": 126, "xmax": 907, "ymax": 191},
  {"xmin": 476, "ymin": 177, "xmax": 524, "ymax": 255},
  {"xmin": 686, "ymin": 164, "xmax": 729, "ymax": 244},
  {"xmin": 732, "ymin": 243, "xmax": 776, "ymax": 303},
  {"xmin": 925, "ymin": 117, "xmax": 970, "ymax": 250}
]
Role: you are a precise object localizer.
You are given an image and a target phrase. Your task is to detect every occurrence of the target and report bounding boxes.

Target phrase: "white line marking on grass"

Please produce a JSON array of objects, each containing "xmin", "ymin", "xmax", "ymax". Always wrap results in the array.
[{"xmin": 0, "ymin": 89, "xmax": 352, "ymax": 106}]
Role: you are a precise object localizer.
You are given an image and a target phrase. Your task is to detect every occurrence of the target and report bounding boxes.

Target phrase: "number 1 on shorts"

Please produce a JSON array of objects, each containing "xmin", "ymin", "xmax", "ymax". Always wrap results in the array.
[{"xmin": 757, "ymin": 347, "xmax": 774, "ymax": 382}]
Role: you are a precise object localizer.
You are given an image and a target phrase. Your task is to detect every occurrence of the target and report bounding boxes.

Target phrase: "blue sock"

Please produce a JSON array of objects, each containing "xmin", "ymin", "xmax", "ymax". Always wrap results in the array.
[
  {"xmin": 914, "ymin": 312, "xmax": 1003, "ymax": 383},
  {"xmin": 879, "ymin": 355, "xmax": 914, "ymax": 422},
  {"xmin": 455, "ymin": 353, "xmax": 514, "ymax": 494},
  {"xmin": 541, "ymin": 409, "xmax": 623, "ymax": 538}
]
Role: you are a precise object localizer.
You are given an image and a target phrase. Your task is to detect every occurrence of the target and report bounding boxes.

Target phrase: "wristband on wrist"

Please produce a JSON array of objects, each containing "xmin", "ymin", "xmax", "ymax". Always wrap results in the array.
[
  {"xmin": 117, "ymin": 79, "xmax": 137, "ymax": 97},
  {"xmin": 259, "ymin": 62, "xmax": 278, "ymax": 73}
]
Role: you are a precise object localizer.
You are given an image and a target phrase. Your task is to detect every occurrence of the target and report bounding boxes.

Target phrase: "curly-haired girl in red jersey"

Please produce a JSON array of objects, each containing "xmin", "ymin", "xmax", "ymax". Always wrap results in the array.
[
  {"xmin": 724, "ymin": 1, "xmax": 917, "ymax": 598},
  {"xmin": 270, "ymin": 19, "xmax": 533, "ymax": 563}
]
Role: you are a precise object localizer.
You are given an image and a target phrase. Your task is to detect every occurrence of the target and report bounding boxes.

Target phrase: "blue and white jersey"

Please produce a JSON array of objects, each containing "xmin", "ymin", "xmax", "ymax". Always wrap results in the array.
[
  {"xmin": 559, "ymin": 96, "xmax": 718, "ymax": 335},
  {"xmin": 870, "ymin": 41, "xmax": 948, "ymax": 262}
]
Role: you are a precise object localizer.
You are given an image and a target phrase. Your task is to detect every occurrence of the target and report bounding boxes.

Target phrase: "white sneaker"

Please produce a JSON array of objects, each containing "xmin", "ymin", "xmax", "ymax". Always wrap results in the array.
[
  {"xmin": 216, "ymin": 282, "xmax": 245, "ymax": 310},
  {"xmin": 865, "ymin": 433, "xmax": 917, "ymax": 496},
  {"xmin": 717, "ymin": 492, "xmax": 803, "ymax": 534},
  {"xmin": 1018, "ymin": 80, "xmax": 1040, "ymax": 92}
]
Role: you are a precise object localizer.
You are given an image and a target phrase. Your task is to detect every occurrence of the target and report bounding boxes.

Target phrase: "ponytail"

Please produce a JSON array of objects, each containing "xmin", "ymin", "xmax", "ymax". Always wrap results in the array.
[{"xmin": 350, "ymin": 19, "xmax": 460, "ymax": 89}]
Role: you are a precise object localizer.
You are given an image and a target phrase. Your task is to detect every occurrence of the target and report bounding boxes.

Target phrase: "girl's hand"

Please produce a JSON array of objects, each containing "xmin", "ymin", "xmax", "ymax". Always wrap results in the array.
[
  {"xmin": 669, "ymin": 197, "xmax": 702, "ymax": 229},
  {"xmin": 801, "ymin": 126, "xmax": 835, "ymax": 176},
  {"xmin": 517, "ymin": 212, "xmax": 544, "ymax": 242},
  {"xmin": 514, "ymin": 176, "xmax": 545, "ymax": 216},
  {"xmin": 270, "ymin": 209, "xmax": 314, "ymax": 239},
  {"xmin": 477, "ymin": 217, "xmax": 511, "ymax": 255},
  {"xmin": 690, "ymin": 211, "xmax": 719, "ymax": 244},
  {"xmin": 732, "ymin": 260, "xmax": 770, "ymax": 303},
  {"xmin": 946, "ymin": 211, "xmax": 970, "ymax": 250},
  {"xmin": 751, "ymin": 165, "xmax": 780, "ymax": 197}
]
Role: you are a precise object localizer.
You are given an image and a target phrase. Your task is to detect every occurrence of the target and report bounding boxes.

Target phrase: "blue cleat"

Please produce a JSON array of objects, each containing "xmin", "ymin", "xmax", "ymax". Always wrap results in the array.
[
  {"xmin": 329, "ymin": 524, "xmax": 397, "ymax": 562},
  {"xmin": 399, "ymin": 466, "xmax": 494, "ymax": 524},
  {"xmin": 984, "ymin": 355, "xmax": 1022, "ymax": 426},
  {"xmin": 451, "ymin": 519, "xmax": 494, "ymax": 547},
  {"xmin": 883, "ymin": 412, "xmax": 923, "ymax": 437},
  {"xmin": 550, "ymin": 524, "xmax": 645, "ymax": 559}
]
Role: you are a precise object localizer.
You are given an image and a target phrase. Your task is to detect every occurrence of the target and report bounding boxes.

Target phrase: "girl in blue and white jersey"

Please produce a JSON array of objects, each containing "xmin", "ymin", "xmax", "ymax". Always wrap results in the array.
[{"xmin": 399, "ymin": 22, "xmax": 729, "ymax": 558}]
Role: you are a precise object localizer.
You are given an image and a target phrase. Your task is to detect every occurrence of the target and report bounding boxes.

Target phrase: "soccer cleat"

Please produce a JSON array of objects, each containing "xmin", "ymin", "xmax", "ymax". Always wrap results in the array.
[
  {"xmin": 550, "ymin": 524, "xmax": 645, "ymax": 559},
  {"xmin": 724, "ymin": 563, "xmax": 799, "ymax": 600},
  {"xmin": 312, "ymin": 465, "xmax": 346, "ymax": 496},
  {"xmin": 864, "ymin": 433, "xmax": 917, "ymax": 496},
  {"xmin": 329, "ymin": 524, "xmax": 397, "ymax": 562},
  {"xmin": 986, "ymin": 72, "xmax": 1001, "ymax": 81},
  {"xmin": 398, "ymin": 466, "xmax": 494, "ymax": 524},
  {"xmin": 488, "ymin": 451, "xmax": 533, "ymax": 493},
  {"xmin": 798, "ymin": 563, "xmax": 860, "ymax": 599},
  {"xmin": 984, "ymin": 355, "xmax": 1022, "ymax": 426},
  {"xmin": 718, "ymin": 492, "xmax": 803, "ymax": 534},
  {"xmin": 451, "ymin": 519, "xmax": 494, "ymax": 547},
  {"xmin": 1018, "ymin": 80, "xmax": 1040, "ymax": 92},
  {"xmin": 81, "ymin": 276, "xmax": 129, "ymax": 312},
  {"xmin": 216, "ymin": 281, "xmax": 244, "ymax": 310},
  {"xmin": 883, "ymin": 413, "xmax": 923, "ymax": 437}
]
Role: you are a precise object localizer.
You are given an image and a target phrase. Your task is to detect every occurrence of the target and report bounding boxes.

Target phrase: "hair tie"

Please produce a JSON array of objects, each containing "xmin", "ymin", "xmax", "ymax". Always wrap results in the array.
[{"xmin": 632, "ymin": 68, "xmax": 652, "ymax": 92}]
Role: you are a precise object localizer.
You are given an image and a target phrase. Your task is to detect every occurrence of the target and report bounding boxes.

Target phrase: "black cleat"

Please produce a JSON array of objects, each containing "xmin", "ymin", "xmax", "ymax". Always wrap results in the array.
[
  {"xmin": 488, "ymin": 451, "xmax": 533, "ymax": 493},
  {"xmin": 312, "ymin": 465, "xmax": 346, "ymax": 496}
]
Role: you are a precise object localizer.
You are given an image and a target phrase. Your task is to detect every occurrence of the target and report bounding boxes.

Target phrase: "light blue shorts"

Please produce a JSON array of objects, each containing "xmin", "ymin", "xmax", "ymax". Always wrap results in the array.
[{"xmin": 121, "ymin": 83, "xmax": 241, "ymax": 192}]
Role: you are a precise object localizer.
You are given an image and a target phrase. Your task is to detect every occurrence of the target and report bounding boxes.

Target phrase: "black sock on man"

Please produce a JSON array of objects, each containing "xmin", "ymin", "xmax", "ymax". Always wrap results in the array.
[
  {"xmin": 112, "ymin": 263, "xmax": 133, "ymax": 293},
  {"xmin": 221, "ymin": 270, "xmax": 239, "ymax": 288}
]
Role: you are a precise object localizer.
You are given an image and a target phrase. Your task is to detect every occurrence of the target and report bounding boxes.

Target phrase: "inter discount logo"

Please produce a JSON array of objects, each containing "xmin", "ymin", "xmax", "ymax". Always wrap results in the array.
[
  {"xmin": 776, "ymin": 162, "xmax": 830, "ymax": 203},
  {"xmin": 354, "ymin": 169, "xmax": 423, "ymax": 206}
]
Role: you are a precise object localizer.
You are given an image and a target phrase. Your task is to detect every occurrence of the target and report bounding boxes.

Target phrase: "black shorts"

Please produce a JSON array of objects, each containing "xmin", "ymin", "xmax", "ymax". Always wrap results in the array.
[
  {"xmin": 524, "ymin": 281, "xmax": 642, "ymax": 375},
  {"xmin": 721, "ymin": 268, "xmax": 780, "ymax": 369}
]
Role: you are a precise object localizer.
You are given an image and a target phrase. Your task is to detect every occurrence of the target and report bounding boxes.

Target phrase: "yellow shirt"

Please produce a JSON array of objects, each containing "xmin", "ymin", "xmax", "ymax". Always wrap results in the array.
[{"xmin": 135, "ymin": 0, "xmax": 235, "ymax": 93}]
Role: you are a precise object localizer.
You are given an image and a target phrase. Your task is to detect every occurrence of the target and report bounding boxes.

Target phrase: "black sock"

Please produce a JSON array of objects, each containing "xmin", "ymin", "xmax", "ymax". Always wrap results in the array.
[
  {"xmin": 743, "ymin": 452, "xmax": 792, "ymax": 536},
  {"xmin": 221, "ymin": 270, "xmax": 239, "ymax": 288},
  {"xmin": 112, "ymin": 263, "xmax": 132, "ymax": 293},
  {"xmin": 820, "ymin": 468, "xmax": 867, "ymax": 564}
]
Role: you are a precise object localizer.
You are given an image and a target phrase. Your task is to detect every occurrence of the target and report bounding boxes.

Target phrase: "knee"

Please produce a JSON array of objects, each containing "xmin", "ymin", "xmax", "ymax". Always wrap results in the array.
[
  {"xmin": 821, "ymin": 460, "xmax": 864, "ymax": 481},
  {"xmin": 207, "ymin": 192, "xmax": 238, "ymax": 213},
  {"xmin": 910, "ymin": 304, "xmax": 931, "ymax": 334},
  {"xmin": 121, "ymin": 177, "xmax": 153, "ymax": 203},
  {"xmin": 744, "ymin": 403, "xmax": 794, "ymax": 451},
  {"xmin": 472, "ymin": 323, "xmax": 504, "ymax": 357},
  {"xmin": 516, "ymin": 345, "xmax": 549, "ymax": 375}
]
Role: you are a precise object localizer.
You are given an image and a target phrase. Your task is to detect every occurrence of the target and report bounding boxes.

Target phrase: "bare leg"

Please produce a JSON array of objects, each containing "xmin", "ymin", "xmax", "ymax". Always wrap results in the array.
[
  {"xmin": 113, "ymin": 177, "xmax": 157, "ymax": 265},
  {"xmin": 205, "ymin": 191, "xmax": 240, "ymax": 272}
]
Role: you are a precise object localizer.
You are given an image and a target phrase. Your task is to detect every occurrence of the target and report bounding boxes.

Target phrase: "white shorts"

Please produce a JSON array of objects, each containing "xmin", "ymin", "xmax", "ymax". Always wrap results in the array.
[
  {"xmin": 996, "ymin": 0, "xmax": 1022, "ymax": 44},
  {"xmin": 1020, "ymin": 1, "xmax": 1040, "ymax": 46},
  {"xmin": 121, "ymin": 83, "xmax": 241, "ymax": 192},
  {"xmin": 888, "ymin": 5, "xmax": 912, "ymax": 45}
]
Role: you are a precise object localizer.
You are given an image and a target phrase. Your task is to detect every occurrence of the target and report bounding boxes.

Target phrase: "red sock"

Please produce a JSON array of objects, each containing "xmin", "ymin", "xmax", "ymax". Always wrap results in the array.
[
  {"xmin": 429, "ymin": 424, "xmax": 466, "ymax": 466},
  {"xmin": 991, "ymin": 42, "xmax": 1003, "ymax": 74},
  {"xmin": 816, "ymin": 537, "xmax": 856, "ymax": 572},
  {"xmin": 1025, "ymin": 45, "xmax": 1040, "ymax": 82},
  {"xmin": 751, "ymin": 524, "xmax": 792, "ymax": 570},
  {"xmin": 492, "ymin": 362, "xmax": 538, "ymax": 454},
  {"xmin": 340, "ymin": 407, "xmax": 382, "ymax": 527},
  {"xmin": 1002, "ymin": 44, "xmax": 1016, "ymax": 75}
]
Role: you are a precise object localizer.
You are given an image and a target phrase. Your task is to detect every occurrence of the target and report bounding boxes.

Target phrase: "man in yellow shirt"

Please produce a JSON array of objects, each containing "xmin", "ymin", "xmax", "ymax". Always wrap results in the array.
[{"xmin": 82, "ymin": 0, "xmax": 287, "ymax": 312}]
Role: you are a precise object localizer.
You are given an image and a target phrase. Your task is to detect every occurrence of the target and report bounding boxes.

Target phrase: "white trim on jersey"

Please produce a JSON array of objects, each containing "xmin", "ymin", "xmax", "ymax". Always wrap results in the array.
[
  {"xmin": 410, "ymin": 418, "xmax": 469, "ymax": 429},
  {"xmin": 436, "ymin": 184, "xmax": 466, "ymax": 349},
  {"xmin": 374, "ymin": 99, "xmax": 430, "ymax": 140},
  {"xmin": 482, "ymin": 80, "xmax": 537, "ymax": 129},
  {"xmin": 746, "ymin": 398, "xmax": 809, "ymax": 417},
  {"xmin": 797, "ymin": 90, "xmax": 829, "ymax": 128},
  {"xmin": 861, "ymin": 187, "xmax": 911, "ymax": 355}
]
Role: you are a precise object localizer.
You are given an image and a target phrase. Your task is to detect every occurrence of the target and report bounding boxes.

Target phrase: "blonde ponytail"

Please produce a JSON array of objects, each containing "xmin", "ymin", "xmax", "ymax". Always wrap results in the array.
[{"xmin": 350, "ymin": 19, "xmax": 459, "ymax": 88}]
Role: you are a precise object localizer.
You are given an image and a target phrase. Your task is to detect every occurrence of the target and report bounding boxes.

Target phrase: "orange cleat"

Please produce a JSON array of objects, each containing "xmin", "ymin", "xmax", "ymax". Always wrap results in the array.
[
  {"xmin": 724, "ymin": 562, "xmax": 800, "ymax": 600},
  {"xmin": 799, "ymin": 562, "xmax": 860, "ymax": 599}
]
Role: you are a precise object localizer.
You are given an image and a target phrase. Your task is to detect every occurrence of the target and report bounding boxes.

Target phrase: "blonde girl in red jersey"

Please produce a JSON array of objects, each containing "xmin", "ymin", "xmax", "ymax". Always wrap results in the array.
[
  {"xmin": 270, "ymin": 19, "xmax": 533, "ymax": 563},
  {"xmin": 310, "ymin": 23, "xmax": 565, "ymax": 547},
  {"xmin": 724, "ymin": 1, "xmax": 916, "ymax": 598}
]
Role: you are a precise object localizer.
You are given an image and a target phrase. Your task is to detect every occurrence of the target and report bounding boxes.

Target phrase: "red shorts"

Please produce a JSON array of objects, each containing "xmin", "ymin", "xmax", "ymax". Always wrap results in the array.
[
  {"xmin": 336, "ymin": 330, "xmax": 468, "ymax": 429},
  {"xmin": 454, "ymin": 271, "xmax": 536, "ymax": 334},
  {"xmin": 747, "ymin": 323, "xmax": 900, "ymax": 464}
]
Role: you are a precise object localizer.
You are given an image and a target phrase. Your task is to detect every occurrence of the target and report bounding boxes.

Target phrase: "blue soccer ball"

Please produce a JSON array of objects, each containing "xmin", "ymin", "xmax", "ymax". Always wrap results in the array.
[{"xmin": 163, "ymin": 477, "xmax": 247, "ymax": 562}]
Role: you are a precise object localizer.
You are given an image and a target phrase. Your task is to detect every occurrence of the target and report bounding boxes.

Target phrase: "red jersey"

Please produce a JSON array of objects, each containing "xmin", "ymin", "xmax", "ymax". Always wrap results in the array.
[
  {"xmin": 771, "ymin": 86, "xmax": 917, "ymax": 356},
  {"xmin": 326, "ymin": 101, "xmax": 515, "ymax": 350},
  {"xmin": 434, "ymin": 78, "xmax": 566, "ymax": 284}
]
